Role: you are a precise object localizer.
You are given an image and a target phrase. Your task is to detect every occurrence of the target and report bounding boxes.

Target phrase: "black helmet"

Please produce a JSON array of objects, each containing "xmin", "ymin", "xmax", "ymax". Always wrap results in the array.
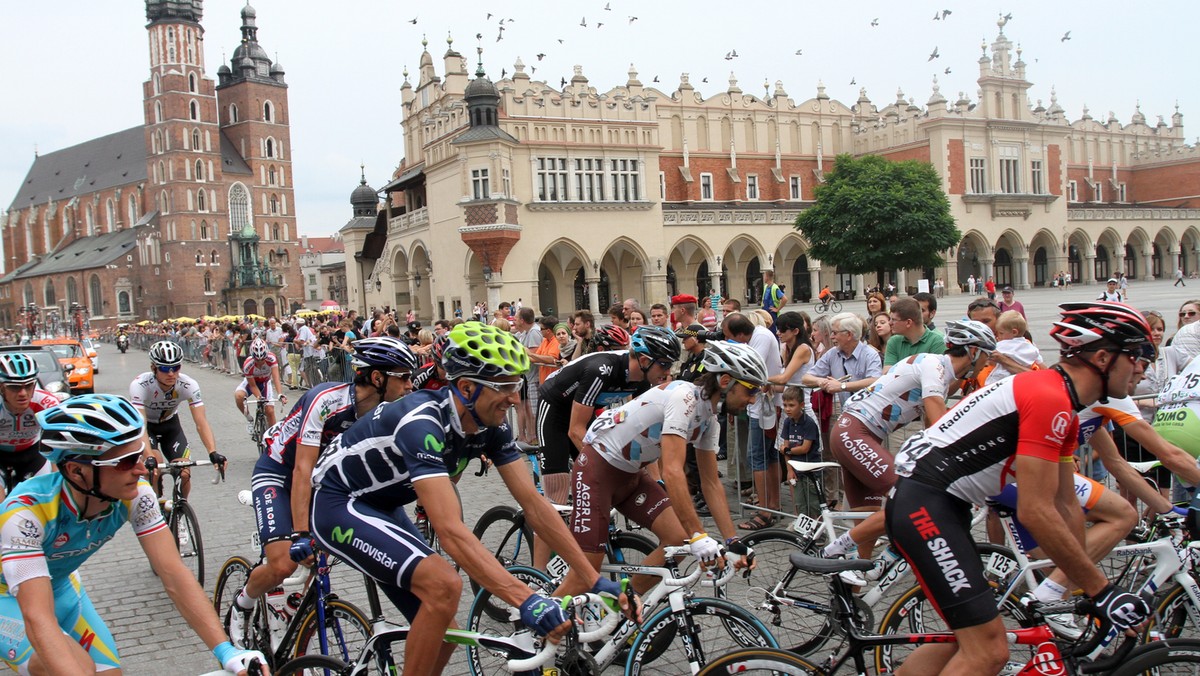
[
  {"xmin": 351, "ymin": 337, "xmax": 420, "ymax": 371},
  {"xmin": 629, "ymin": 326, "xmax": 682, "ymax": 363}
]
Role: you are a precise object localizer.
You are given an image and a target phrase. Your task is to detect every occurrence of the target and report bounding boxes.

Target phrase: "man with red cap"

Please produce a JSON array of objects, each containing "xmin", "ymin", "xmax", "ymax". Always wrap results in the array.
[{"xmin": 670, "ymin": 294, "xmax": 698, "ymax": 330}]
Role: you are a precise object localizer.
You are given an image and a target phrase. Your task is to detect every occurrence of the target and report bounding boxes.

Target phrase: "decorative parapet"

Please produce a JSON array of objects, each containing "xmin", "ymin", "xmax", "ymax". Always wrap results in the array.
[
  {"xmin": 387, "ymin": 206, "xmax": 430, "ymax": 236},
  {"xmin": 526, "ymin": 201, "xmax": 655, "ymax": 213},
  {"xmin": 1067, "ymin": 207, "xmax": 1200, "ymax": 221},
  {"xmin": 961, "ymin": 193, "xmax": 1058, "ymax": 220},
  {"xmin": 662, "ymin": 206, "xmax": 807, "ymax": 226}
]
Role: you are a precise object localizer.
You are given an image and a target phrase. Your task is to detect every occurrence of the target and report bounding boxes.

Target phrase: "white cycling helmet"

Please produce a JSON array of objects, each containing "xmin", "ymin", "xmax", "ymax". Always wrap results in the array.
[
  {"xmin": 250, "ymin": 338, "xmax": 270, "ymax": 360},
  {"xmin": 701, "ymin": 341, "xmax": 769, "ymax": 387},
  {"xmin": 148, "ymin": 341, "xmax": 183, "ymax": 367}
]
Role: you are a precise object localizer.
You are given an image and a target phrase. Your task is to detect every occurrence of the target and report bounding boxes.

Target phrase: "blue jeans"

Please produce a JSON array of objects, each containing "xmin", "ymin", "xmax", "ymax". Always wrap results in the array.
[{"xmin": 747, "ymin": 417, "xmax": 778, "ymax": 472}]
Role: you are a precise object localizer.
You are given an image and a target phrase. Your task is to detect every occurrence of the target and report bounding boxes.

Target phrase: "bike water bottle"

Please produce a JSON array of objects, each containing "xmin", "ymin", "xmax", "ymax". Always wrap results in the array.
[
  {"xmin": 265, "ymin": 586, "xmax": 290, "ymax": 651},
  {"xmin": 286, "ymin": 592, "xmax": 303, "ymax": 612}
]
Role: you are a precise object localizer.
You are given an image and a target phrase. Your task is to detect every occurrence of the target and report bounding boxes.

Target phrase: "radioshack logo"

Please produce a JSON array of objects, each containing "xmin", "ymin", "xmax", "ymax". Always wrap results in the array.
[{"xmin": 1045, "ymin": 412, "xmax": 1071, "ymax": 444}]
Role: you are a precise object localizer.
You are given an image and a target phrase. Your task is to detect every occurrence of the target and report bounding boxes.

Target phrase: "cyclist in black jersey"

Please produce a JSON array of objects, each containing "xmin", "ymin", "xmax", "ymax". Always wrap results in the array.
[
  {"xmin": 885, "ymin": 302, "xmax": 1156, "ymax": 675},
  {"xmin": 535, "ymin": 326, "xmax": 681, "ymax": 516}
]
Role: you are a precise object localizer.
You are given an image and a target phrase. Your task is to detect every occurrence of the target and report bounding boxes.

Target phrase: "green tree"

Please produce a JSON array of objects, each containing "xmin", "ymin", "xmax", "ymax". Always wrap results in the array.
[{"xmin": 795, "ymin": 154, "xmax": 960, "ymax": 289}]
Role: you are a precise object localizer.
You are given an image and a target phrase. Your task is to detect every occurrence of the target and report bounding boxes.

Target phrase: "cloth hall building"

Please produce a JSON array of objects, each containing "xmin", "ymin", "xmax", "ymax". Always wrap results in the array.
[{"xmin": 346, "ymin": 25, "xmax": 1199, "ymax": 321}]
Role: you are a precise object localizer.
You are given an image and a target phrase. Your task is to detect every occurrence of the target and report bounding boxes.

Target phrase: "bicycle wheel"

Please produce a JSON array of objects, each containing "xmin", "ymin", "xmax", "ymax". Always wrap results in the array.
[
  {"xmin": 607, "ymin": 531, "xmax": 657, "ymax": 566},
  {"xmin": 293, "ymin": 599, "xmax": 373, "ymax": 664},
  {"xmin": 626, "ymin": 597, "xmax": 778, "ymax": 675},
  {"xmin": 471, "ymin": 506, "xmax": 533, "ymax": 597},
  {"xmin": 213, "ymin": 555, "xmax": 254, "ymax": 618},
  {"xmin": 727, "ymin": 528, "xmax": 840, "ymax": 655},
  {"xmin": 171, "ymin": 501, "xmax": 205, "ymax": 586},
  {"xmin": 275, "ymin": 653, "xmax": 350, "ymax": 676},
  {"xmin": 873, "ymin": 543, "xmax": 1025, "ymax": 674},
  {"xmin": 696, "ymin": 647, "xmax": 824, "ymax": 675},
  {"xmin": 466, "ymin": 566, "xmax": 555, "ymax": 674},
  {"xmin": 1144, "ymin": 574, "xmax": 1200, "ymax": 640},
  {"xmin": 1109, "ymin": 638, "xmax": 1200, "ymax": 676}
]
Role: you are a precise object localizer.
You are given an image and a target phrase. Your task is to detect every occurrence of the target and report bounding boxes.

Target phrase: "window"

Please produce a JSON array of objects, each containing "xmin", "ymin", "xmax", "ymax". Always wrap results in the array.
[
  {"xmin": 192, "ymin": 129, "xmax": 201, "ymax": 151},
  {"xmin": 1118, "ymin": 182, "xmax": 1128, "ymax": 202},
  {"xmin": 155, "ymin": 101, "xmax": 163, "ymax": 124},
  {"xmin": 700, "ymin": 173, "xmax": 713, "ymax": 200},
  {"xmin": 998, "ymin": 145, "xmax": 1020, "ymax": 194},
  {"xmin": 263, "ymin": 101, "xmax": 273, "ymax": 122},
  {"xmin": 471, "ymin": 168, "xmax": 490, "ymax": 200},
  {"xmin": 106, "ymin": 199, "xmax": 115, "ymax": 230},
  {"xmin": 188, "ymin": 73, "xmax": 197, "ymax": 93},
  {"xmin": 204, "ymin": 272, "xmax": 212, "ymax": 292},
  {"xmin": 746, "ymin": 174, "xmax": 759, "ymax": 200},
  {"xmin": 1030, "ymin": 160, "xmax": 1044, "ymax": 195},
  {"xmin": 88, "ymin": 274, "xmax": 102, "ymax": 315},
  {"xmin": 1093, "ymin": 182, "xmax": 1103, "ymax": 203},
  {"xmin": 197, "ymin": 190, "xmax": 206, "ymax": 212},
  {"xmin": 575, "ymin": 159, "xmax": 604, "ymax": 201},
  {"xmin": 268, "ymin": 166, "xmax": 276, "ymax": 186},
  {"xmin": 310, "ymin": 289, "xmax": 318, "ymax": 301},
  {"xmin": 270, "ymin": 194, "xmax": 279, "ymax": 214},
  {"xmin": 229, "ymin": 104, "xmax": 239, "ymax": 123},
  {"xmin": 195, "ymin": 160, "xmax": 204, "ymax": 182},
  {"xmin": 659, "ymin": 171, "xmax": 666, "ymax": 200},
  {"xmin": 308, "ymin": 273, "xmax": 317, "ymax": 285},
  {"xmin": 118, "ymin": 290, "xmax": 131, "ymax": 314},
  {"xmin": 610, "ymin": 158, "xmax": 640, "ymax": 202},
  {"xmin": 229, "ymin": 183, "xmax": 250, "ymax": 233},
  {"xmin": 502, "ymin": 168, "xmax": 512, "ymax": 197},
  {"xmin": 189, "ymin": 100, "xmax": 199, "ymax": 121},
  {"xmin": 196, "ymin": 250, "xmax": 203, "ymax": 264},
  {"xmin": 164, "ymin": 251, "xmax": 171, "ymax": 263},
  {"xmin": 128, "ymin": 194, "xmax": 138, "ymax": 224},
  {"xmin": 969, "ymin": 158, "xmax": 987, "ymax": 193},
  {"xmin": 199, "ymin": 220, "xmax": 208, "ymax": 239},
  {"xmin": 167, "ymin": 280, "xmax": 173, "ymax": 290},
  {"xmin": 1068, "ymin": 180, "xmax": 1079, "ymax": 202},
  {"xmin": 790, "ymin": 175, "xmax": 802, "ymax": 200},
  {"xmin": 536, "ymin": 157, "xmax": 568, "ymax": 201},
  {"xmin": 265, "ymin": 138, "xmax": 275, "ymax": 158},
  {"xmin": 210, "ymin": 249, "xmax": 219, "ymax": 264},
  {"xmin": 272, "ymin": 224, "xmax": 280, "ymax": 241}
]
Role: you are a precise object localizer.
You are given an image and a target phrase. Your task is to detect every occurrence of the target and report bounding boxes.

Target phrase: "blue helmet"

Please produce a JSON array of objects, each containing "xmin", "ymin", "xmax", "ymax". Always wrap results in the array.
[
  {"xmin": 37, "ymin": 394, "xmax": 144, "ymax": 464},
  {"xmin": 351, "ymin": 337, "xmax": 420, "ymax": 371}
]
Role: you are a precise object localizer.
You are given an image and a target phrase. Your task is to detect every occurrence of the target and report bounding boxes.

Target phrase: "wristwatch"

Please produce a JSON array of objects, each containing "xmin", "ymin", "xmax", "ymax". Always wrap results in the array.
[{"xmin": 840, "ymin": 381, "xmax": 847, "ymax": 391}]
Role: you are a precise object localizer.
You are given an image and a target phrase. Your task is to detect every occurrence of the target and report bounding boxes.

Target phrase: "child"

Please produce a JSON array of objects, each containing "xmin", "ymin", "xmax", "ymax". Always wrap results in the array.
[
  {"xmin": 778, "ymin": 386, "xmax": 823, "ymax": 515},
  {"xmin": 985, "ymin": 310, "xmax": 1044, "ymax": 385}
]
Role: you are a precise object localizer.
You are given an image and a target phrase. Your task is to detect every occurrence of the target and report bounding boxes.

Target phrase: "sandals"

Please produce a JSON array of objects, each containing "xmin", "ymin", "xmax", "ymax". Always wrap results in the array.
[{"xmin": 738, "ymin": 513, "xmax": 775, "ymax": 531}]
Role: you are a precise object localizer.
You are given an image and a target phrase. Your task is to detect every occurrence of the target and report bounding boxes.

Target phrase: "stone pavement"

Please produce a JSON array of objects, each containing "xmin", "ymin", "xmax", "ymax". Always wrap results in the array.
[{"xmin": 77, "ymin": 279, "xmax": 1194, "ymax": 673}]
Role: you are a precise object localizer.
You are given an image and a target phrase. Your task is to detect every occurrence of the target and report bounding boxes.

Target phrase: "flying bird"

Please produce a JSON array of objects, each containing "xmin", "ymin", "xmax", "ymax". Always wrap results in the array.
[
  {"xmin": 557, "ymin": 38, "xmax": 564, "ymax": 44},
  {"xmin": 933, "ymin": 11, "xmax": 941, "ymax": 20},
  {"xmin": 580, "ymin": 16, "xmax": 587, "ymax": 27},
  {"xmin": 628, "ymin": 16, "xmax": 638, "ymax": 23},
  {"xmin": 725, "ymin": 52, "xmax": 733, "ymax": 60},
  {"xmin": 795, "ymin": 49, "xmax": 803, "ymax": 56},
  {"xmin": 408, "ymin": 17, "xmax": 417, "ymax": 24},
  {"xmin": 496, "ymin": 33, "xmax": 503, "ymax": 42},
  {"xmin": 1061, "ymin": 31, "xmax": 1071, "ymax": 42},
  {"xmin": 870, "ymin": 18, "xmax": 879, "ymax": 27},
  {"xmin": 475, "ymin": 33, "xmax": 482, "ymax": 40},
  {"xmin": 486, "ymin": 12, "xmax": 492, "ymax": 20},
  {"xmin": 701, "ymin": 77, "xmax": 708, "ymax": 83},
  {"xmin": 928, "ymin": 46, "xmax": 939, "ymax": 61},
  {"xmin": 941, "ymin": 9, "xmax": 952, "ymax": 19},
  {"xmin": 944, "ymin": 67, "xmax": 951, "ymax": 74},
  {"xmin": 849, "ymin": 77, "xmax": 856, "ymax": 85},
  {"xmin": 1004, "ymin": 12, "xmax": 1013, "ymax": 21},
  {"xmin": 537, "ymin": 53, "xmax": 546, "ymax": 61},
  {"xmin": 652, "ymin": 75, "xmax": 660, "ymax": 82},
  {"xmin": 604, "ymin": 2, "xmax": 611, "ymax": 9},
  {"xmin": 501, "ymin": 68, "xmax": 507, "ymax": 78},
  {"xmin": 530, "ymin": 66, "xmax": 537, "ymax": 73},
  {"xmin": 597, "ymin": 22, "xmax": 604, "ymax": 29},
  {"xmin": 561, "ymin": 76, "xmax": 568, "ymax": 87}
]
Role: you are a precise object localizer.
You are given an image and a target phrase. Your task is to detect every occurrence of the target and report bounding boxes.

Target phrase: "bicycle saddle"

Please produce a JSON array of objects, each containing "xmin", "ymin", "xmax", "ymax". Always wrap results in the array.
[
  {"xmin": 787, "ymin": 460, "xmax": 841, "ymax": 474},
  {"xmin": 789, "ymin": 553, "xmax": 875, "ymax": 575},
  {"xmin": 514, "ymin": 442, "xmax": 540, "ymax": 456}
]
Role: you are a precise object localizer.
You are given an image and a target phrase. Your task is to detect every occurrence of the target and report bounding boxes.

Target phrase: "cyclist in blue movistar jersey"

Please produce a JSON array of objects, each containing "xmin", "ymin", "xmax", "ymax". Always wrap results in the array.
[
  {"xmin": 0, "ymin": 394, "xmax": 267, "ymax": 675},
  {"xmin": 225, "ymin": 337, "xmax": 419, "ymax": 647},
  {"xmin": 311, "ymin": 322, "xmax": 634, "ymax": 674}
]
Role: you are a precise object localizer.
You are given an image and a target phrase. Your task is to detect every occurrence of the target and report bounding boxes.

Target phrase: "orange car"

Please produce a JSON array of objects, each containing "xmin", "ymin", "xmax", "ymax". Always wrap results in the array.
[{"xmin": 33, "ymin": 338, "xmax": 94, "ymax": 394}]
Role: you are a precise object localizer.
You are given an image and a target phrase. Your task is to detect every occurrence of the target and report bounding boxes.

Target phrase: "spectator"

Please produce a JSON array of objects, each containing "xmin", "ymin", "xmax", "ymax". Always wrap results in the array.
[
  {"xmin": 800, "ymin": 312, "xmax": 881, "ymax": 407},
  {"xmin": 295, "ymin": 318, "xmax": 317, "ymax": 388},
  {"xmin": 530, "ymin": 316, "xmax": 562, "ymax": 386},
  {"xmin": 867, "ymin": 312, "xmax": 892, "ymax": 355},
  {"xmin": 670, "ymin": 294, "xmax": 698, "ymax": 330},
  {"xmin": 883, "ymin": 298, "xmax": 945, "ymax": 372},
  {"xmin": 865, "ymin": 292, "xmax": 888, "ymax": 316},
  {"xmin": 912, "ymin": 292, "xmax": 940, "ymax": 332},
  {"xmin": 513, "ymin": 307, "xmax": 542, "ymax": 444},
  {"xmin": 722, "ymin": 297, "xmax": 742, "ymax": 316},
  {"xmin": 621, "ymin": 298, "xmax": 641, "ymax": 320},
  {"xmin": 998, "ymin": 286, "xmax": 1026, "ymax": 317},
  {"xmin": 627, "ymin": 309, "xmax": 646, "ymax": 329},
  {"xmin": 648, "ymin": 303, "xmax": 670, "ymax": 328},
  {"xmin": 984, "ymin": 311, "xmax": 1042, "ymax": 385},
  {"xmin": 761, "ymin": 269, "xmax": 788, "ymax": 330},
  {"xmin": 698, "ymin": 308, "xmax": 718, "ymax": 331},
  {"xmin": 569, "ymin": 310, "xmax": 595, "ymax": 360},
  {"xmin": 554, "ymin": 321, "xmax": 577, "ymax": 363},
  {"xmin": 608, "ymin": 304, "xmax": 629, "ymax": 331}
]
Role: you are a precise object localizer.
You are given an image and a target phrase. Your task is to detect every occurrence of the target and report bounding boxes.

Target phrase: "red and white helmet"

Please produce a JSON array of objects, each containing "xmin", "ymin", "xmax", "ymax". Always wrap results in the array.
[{"xmin": 1051, "ymin": 301, "xmax": 1155, "ymax": 359}]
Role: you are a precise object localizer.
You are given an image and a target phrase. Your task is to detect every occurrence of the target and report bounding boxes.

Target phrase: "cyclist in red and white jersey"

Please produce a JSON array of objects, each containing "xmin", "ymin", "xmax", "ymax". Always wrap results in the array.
[
  {"xmin": 235, "ymin": 338, "xmax": 285, "ymax": 428},
  {"xmin": 886, "ymin": 302, "xmax": 1156, "ymax": 675},
  {"xmin": 0, "ymin": 353, "xmax": 58, "ymax": 499}
]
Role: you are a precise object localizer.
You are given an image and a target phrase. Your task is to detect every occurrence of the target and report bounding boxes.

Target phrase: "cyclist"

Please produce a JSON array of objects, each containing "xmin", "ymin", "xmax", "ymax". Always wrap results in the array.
[
  {"xmin": 590, "ymin": 323, "xmax": 630, "ymax": 352},
  {"xmin": 130, "ymin": 340, "xmax": 223, "ymax": 500},
  {"xmin": 225, "ymin": 337, "xmax": 419, "ymax": 646},
  {"xmin": 410, "ymin": 334, "xmax": 450, "ymax": 391},
  {"xmin": 235, "ymin": 337, "xmax": 286, "ymax": 430},
  {"xmin": 536, "ymin": 325, "xmax": 680, "ymax": 516},
  {"xmin": 309, "ymin": 322, "xmax": 633, "ymax": 674},
  {"xmin": 0, "ymin": 354, "xmax": 59, "ymax": 500},
  {"xmin": 885, "ymin": 302, "xmax": 1155, "ymax": 675},
  {"xmin": 555, "ymin": 341, "xmax": 765, "ymax": 599},
  {"xmin": 817, "ymin": 284, "xmax": 833, "ymax": 308},
  {"xmin": 0, "ymin": 394, "xmax": 266, "ymax": 675}
]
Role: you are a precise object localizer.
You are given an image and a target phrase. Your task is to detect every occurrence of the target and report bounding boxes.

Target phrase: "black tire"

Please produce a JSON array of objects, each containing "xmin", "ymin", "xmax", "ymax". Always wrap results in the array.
[
  {"xmin": 625, "ymin": 597, "xmax": 779, "ymax": 676},
  {"xmin": 1109, "ymin": 638, "xmax": 1200, "ymax": 676},
  {"xmin": 873, "ymin": 543, "xmax": 1024, "ymax": 674},
  {"xmin": 293, "ymin": 599, "xmax": 373, "ymax": 664},
  {"xmin": 466, "ymin": 566, "xmax": 555, "ymax": 673},
  {"xmin": 607, "ymin": 531, "xmax": 657, "ymax": 568},
  {"xmin": 471, "ymin": 505, "xmax": 533, "ymax": 597},
  {"xmin": 212, "ymin": 555, "xmax": 254, "ymax": 618},
  {"xmin": 1144, "ymin": 573, "xmax": 1200, "ymax": 641},
  {"xmin": 696, "ymin": 647, "xmax": 824, "ymax": 675},
  {"xmin": 275, "ymin": 653, "xmax": 350, "ymax": 676},
  {"xmin": 170, "ymin": 501, "xmax": 205, "ymax": 586}
]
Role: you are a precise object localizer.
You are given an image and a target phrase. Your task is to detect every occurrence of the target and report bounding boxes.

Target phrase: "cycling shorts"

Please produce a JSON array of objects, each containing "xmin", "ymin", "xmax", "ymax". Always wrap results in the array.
[
  {"xmin": 536, "ymin": 399, "xmax": 578, "ymax": 475},
  {"xmin": 831, "ymin": 414, "xmax": 896, "ymax": 509},
  {"xmin": 146, "ymin": 416, "xmax": 190, "ymax": 463},
  {"xmin": 251, "ymin": 455, "xmax": 293, "ymax": 548},
  {"xmin": 310, "ymin": 486, "xmax": 433, "ymax": 623},
  {"xmin": 570, "ymin": 444, "xmax": 670, "ymax": 553},
  {"xmin": 0, "ymin": 573, "xmax": 120, "ymax": 674},
  {"xmin": 991, "ymin": 474, "xmax": 1105, "ymax": 552},
  {"xmin": 885, "ymin": 477, "xmax": 998, "ymax": 630},
  {"xmin": 236, "ymin": 379, "xmax": 278, "ymax": 402},
  {"xmin": 0, "ymin": 449, "xmax": 49, "ymax": 491}
]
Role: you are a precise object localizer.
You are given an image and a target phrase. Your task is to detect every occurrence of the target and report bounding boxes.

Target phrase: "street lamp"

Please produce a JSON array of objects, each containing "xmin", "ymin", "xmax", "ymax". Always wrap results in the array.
[
  {"xmin": 375, "ymin": 278, "xmax": 382, "ymax": 292},
  {"xmin": 414, "ymin": 272, "xmax": 422, "ymax": 289},
  {"xmin": 482, "ymin": 265, "xmax": 493, "ymax": 283}
]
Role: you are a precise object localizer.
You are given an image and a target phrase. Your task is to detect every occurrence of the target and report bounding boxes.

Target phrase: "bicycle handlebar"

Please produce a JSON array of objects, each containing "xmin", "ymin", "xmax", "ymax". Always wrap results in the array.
[{"xmin": 506, "ymin": 593, "xmax": 622, "ymax": 672}]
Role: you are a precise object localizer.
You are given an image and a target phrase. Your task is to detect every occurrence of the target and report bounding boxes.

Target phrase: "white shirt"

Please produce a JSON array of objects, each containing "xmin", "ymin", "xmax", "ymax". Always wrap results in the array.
[
  {"xmin": 297, "ymin": 325, "xmax": 318, "ymax": 358},
  {"xmin": 748, "ymin": 326, "xmax": 783, "ymax": 417}
]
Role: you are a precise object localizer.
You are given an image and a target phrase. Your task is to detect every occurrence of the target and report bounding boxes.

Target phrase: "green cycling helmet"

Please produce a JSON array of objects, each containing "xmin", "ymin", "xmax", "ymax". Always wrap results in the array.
[{"xmin": 442, "ymin": 321, "xmax": 530, "ymax": 380}]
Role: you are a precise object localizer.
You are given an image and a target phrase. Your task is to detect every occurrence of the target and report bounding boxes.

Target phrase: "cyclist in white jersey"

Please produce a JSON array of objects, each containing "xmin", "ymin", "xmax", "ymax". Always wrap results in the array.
[
  {"xmin": 555, "ymin": 341, "xmax": 765, "ymax": 599},
  {"xmin": 130, "ymin": 341, "xmax": 222, "ymax": 499},
  {"xmin": 0, "ymin": 395, "xmax": 266, "ymax": 675},
  {"xmin": 0, "ymin": 354, "xmax": 59, "ymax": 500},
  {"xmin": 235, "ymin": 338, "xmax": 285, "ymax": 428}
]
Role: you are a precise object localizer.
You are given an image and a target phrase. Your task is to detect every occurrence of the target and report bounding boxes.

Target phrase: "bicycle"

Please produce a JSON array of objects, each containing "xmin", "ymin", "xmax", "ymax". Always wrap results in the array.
[
  {"xmin": 467, "ymin": 546, "xmax": 780, "ymax": 676},
  {"xmin": 146, "ymin": 456, "xmax": 213, "ymax": 585},
  {"xmin": 212, "ymin": 492, "xmax": 372, "ymax": 669},
  {"xmin": 696, "ymin": 552, "xmax": 1147, "ymax": 675},
  {"xmin": 273, "ymin": 591, "xmax": 620, "ymax": 676},
  {"xmin": 813, "ymin": 298, "xmax": 841, "ymax": 315},
  {"xmin": 245, "ymin": 396, "xmax": 277, "ymax": 454}
]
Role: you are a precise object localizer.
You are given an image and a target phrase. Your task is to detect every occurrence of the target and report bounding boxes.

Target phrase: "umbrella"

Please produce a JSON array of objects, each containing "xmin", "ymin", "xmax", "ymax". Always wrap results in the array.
[
  {"xmin": 174, "ymin": 317, "xmax": 197, "ymax": 324},
  {"xmin": 296, "ymin": 310, "xmax": 319, "ymax": 317},
  {"xmin": 246, "ymin": 313, "xmax": 266, "ymax": 320},
  {"xmin": 320, "ymin": 300, "xmax": 341, "ymax": 310},
  {"xmin": 137, "ymin": 320, "xmax": 152, "ymax": 326}
]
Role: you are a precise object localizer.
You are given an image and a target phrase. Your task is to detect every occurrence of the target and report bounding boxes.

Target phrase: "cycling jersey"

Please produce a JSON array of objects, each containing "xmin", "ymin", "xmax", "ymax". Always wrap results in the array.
[
  {"xmin": 261, "ymin": 382, "xmax": 358, "ymax": 470},
  {"xmin": 129, "ymin": 371, "xmax": 204, "ymax": 424},
  {"xmin": 538, "ymin": 351, "xmax": 649, "ymax": 410},
  {"xmin": 241, "ymin": 353, "xmax": 279, "ymax": 386},
  {"xmin": 894, "ymin": 368, "xmax": 1079, "ymax": 506},
  {"xmin": 1154, "ymin": 357, "xmax": 1200, "ymax": 458},
  {"xmin": 843, "ymin": 353, "xmax": 955, "ymax": 439},
  {"xmin": 1077, "ymin": 395, "xmax": 1140, "ymax": 446},
  {"xmin": 312, "ymin": 388, "xmax": 520, "ymax": 511},
  {"xmin": 411, "ymin": 362, "xmax": 447, "ymax": 391},
  {"xmin": 583, "ymin": 380, "xmax": 720, "ymax": 474},
  {"xmin": 0, "ymin": 389, "xmax": 58, "ymax": 454}
]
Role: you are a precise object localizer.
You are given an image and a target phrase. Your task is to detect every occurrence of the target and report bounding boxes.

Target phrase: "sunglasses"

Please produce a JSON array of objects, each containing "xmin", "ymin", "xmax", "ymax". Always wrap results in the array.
[
  {"xmin": 79, "ymin": 444, "xmax": 146, "ymax": 471},
  {"xmin": 1123, "ymin": 343, "xmax": 1157, "ymax": 364},
  {"xmin": 734, "ymin": 378, "xmax": 760, "ymax": 392},
  {"xmin": 1180, "ymin": 311, "xmax": 1198, "ymax": 318},
  {"xmin": 464, "ymin": 377, "xmax": 523, "ymax": 394},
  {"xmin": 156, "ymin": 365, "xmax": 181, "ymax": 373},
  {"xmin": 968, "ymin": 300, "xmax": 1000, "ymax": 311},
  {"xmin": 3, "ymin": 382, "xmax": 36, "ymax": 392},
  {"xmin": 385, "ymin": 371, "xmax": 413, "ymax": 381}
]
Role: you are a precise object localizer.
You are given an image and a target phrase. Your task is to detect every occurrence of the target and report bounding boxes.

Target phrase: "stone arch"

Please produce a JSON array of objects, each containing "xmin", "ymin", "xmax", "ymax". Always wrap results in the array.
[
  {"xmin": 1153, "ymin": 227, "xmax": 1178, "ymax": 279},
  {"xmin": 955, "ymin": 230, "xmax": 991, "ymax": 289},
  {"xmin": 1094, "ymin": 227, "xmax": 1125, "ymax": 282},
  {"xmin": 993, "ymin": 230, "xmax": 1025, "ymax": 288},
  {"xmin": 667, "ymin": 235, "xmax": 718, "ymax": 300},
  {"xmin": 599, "ymin": 236, "xmax": 650, "ymax": 308},
  {"xmin": 1066, "ymin": 228, "xmax": 1094, "ymax": 283},
  {"xmin": 1181, "ymin": 226, "xmax": 1200, "ymax": 276},
  {"xmin": 535, "ymin": 238, "xmax": 591, "ymax": 316},
  {"xmin": 407, "ymin": 242, "xmax": 432, "ymax": 320},
  {"xmin": 774, "ymin": 232, "xmax": 812, "ymax": 302},
  {"xmin": 1125, "ymin": 227, "xmax": 1152, "ymax": 280},
  {"xmin": 722, "ymin": 234, "xmax": 767, "ymax": 306},
  {"xmin": 1027, "ymin": 229, "xmax": 1059, "ymax": 288}
]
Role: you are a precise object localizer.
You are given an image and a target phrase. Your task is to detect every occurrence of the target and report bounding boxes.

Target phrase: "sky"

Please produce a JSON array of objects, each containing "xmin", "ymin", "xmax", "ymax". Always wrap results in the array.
[{"xmin": 2, "ymin": 1, "xmax": 1197, "ymax": 238}]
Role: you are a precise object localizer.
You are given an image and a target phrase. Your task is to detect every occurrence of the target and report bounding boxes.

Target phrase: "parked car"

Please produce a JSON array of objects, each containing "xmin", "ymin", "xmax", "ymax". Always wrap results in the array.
[
  {"xmin": 32, "ymin": 339, "xmax": 93, "ymax": 394},
  {"xmin": 82, "ymin": 337, "xmax": 99, "ymax": 374},
  {"xmin": 0, "ymin": 345, "xmax": 72, "ymax": 399}
]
